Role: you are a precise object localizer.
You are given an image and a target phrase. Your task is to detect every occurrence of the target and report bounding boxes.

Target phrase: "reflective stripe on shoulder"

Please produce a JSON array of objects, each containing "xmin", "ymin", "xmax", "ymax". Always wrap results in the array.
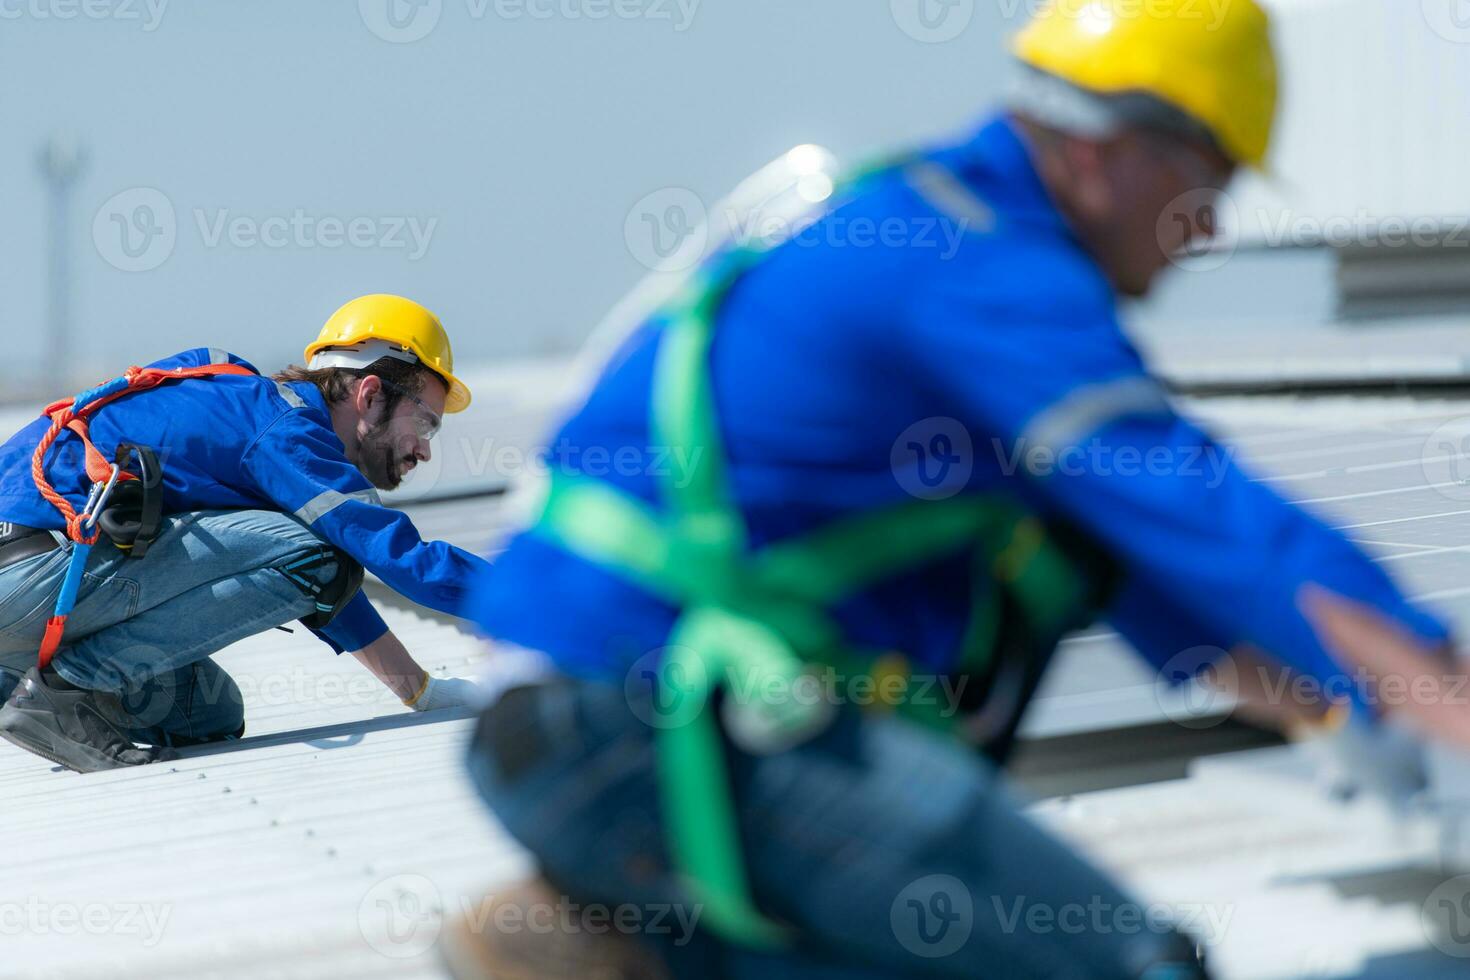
[
  {"xmin": 904, "ymin": 161, "xmax": 995, "ymax": 234},
  {"xmin": 295, "ymin": 488, "xmax": 383, "ymax": 525},
  {"xmin": 274, "ymin": 381, "xmax": 307, "ymax": 410},
  {"xmin": 1019, "ymin": 376, "xmax": 1173, "ymax": 470},
  {"xmin": 207, "ymin": 347, "xmax": 232, "ymax": 365}
]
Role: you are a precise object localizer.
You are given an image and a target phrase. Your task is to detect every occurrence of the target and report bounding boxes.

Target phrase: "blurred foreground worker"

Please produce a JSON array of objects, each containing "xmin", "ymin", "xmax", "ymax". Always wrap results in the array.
[
  {"xmin": 0, "ymin": 294, "xmax": 485, "ymax": 772},
  {"xmin": 448, "ymin": 2, "xmax": 1463, "ymax": 978}
]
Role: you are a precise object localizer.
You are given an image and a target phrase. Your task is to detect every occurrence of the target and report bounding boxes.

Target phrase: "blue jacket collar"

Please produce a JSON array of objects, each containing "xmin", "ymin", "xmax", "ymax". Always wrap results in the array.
[
  {"xmin": 286, "ymin": 378, "xmax": 330, "ymax": 417},
  {"xmin": 948, "ymin": 113, "xmax": 1074, "ymax": 236}
]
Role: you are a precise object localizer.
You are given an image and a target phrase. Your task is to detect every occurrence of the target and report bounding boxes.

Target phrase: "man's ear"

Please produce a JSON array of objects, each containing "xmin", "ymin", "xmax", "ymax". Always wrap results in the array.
[
  {"xmin": 1061, "ymin": 137, "xmax": 1114, "ymax": 222},
  {"xmin": 355, "ymin": 375, "xmax": 385, "ymax": 420}
]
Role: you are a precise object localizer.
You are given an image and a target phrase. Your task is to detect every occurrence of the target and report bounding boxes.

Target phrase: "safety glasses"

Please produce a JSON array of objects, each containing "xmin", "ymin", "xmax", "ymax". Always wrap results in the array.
[
  {"xmin": 376, "ymin": 378, "xmax": 443, "ymax": 441},
  {"xmin": 1146, "ymin": 131, "xmax": 1235, "ymax": 193}
]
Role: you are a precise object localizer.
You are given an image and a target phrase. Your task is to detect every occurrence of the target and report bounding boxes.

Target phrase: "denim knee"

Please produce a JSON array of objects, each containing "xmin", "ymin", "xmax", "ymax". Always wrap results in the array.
[{"xmin": 114, "ymin": 661, "xmax": 246, "ymax": 745}]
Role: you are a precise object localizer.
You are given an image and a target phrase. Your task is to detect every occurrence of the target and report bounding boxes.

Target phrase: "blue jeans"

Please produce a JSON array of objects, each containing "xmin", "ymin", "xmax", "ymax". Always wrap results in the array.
[
  {"xmin": 0, "ymin": 510, "xmax": 341, "ymax": 746},
  {"xmin": 467, "ymin": 680, "xmax": 1206, "ymax": 979}
]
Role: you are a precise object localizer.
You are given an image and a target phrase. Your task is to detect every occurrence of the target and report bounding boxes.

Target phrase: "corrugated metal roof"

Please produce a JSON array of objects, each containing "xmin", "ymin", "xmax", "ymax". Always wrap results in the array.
[
  {"xmin": 1034, "ymin": 744, "xmax": 1469, "ymax": 978},
  {"xmin": 6, "ymin": 362, "xmax": 1470, "ymax": 976},
  {"xmin": 0, "ymin": 605, "xmax": 532, "ymax": 980},
  {"xmin": 1132, "ymin": 319, "xmax": 1470, "ymax": 391}
]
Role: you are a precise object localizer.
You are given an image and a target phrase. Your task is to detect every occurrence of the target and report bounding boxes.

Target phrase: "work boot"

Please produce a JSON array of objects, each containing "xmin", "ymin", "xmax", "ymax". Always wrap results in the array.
[
  {"xmin": 0, "ymin": 667, "xmax": 170, "ymax": 773},
  {"xmin": 438, "ymin": 878, "xmax": 673, "ymax": 980}
]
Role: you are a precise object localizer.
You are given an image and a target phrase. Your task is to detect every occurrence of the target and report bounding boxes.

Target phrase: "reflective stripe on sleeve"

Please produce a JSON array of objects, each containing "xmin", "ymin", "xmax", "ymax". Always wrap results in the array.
[
  {"xmin": 294, "ymin": 487, "xmax": 383, "ymax": 525},
  {"xmin": 904, "ymin": 161, "xmax": 995, "ymax": 234},
  {"xmin": 1019, "ymin": 376, "xmax": 1173, "ymax": 473},
  {"xmin": 274, "ymin": 382, "xmax": 307, "ymax": 410}
]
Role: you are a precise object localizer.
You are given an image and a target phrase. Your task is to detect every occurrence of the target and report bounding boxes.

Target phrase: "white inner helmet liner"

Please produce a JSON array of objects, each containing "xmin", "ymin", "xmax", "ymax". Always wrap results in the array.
[
  {"xmin": 308, "ymin": 339, "xmax": 420, "ymax": 372},
  {"xmin": 1006, "ymin": 66, "xmax": 1223, "ymax": 158}
]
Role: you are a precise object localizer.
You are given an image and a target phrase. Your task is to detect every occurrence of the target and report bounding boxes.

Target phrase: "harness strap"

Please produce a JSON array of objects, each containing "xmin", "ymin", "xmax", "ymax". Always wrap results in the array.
[
  {"xmin": 33, "ymin": 362, "xmax": 256, "ymax": 669},
  {"xmin": 530, "ymin": 157, "xmax": 1106, "ymax": 949}
]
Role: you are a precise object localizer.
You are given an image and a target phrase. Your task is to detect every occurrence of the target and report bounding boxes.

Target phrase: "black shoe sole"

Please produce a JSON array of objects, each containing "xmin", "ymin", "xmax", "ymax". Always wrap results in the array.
[{"xmin": 0, "ymin": 705, "xmax": 142, "ymax": 773}]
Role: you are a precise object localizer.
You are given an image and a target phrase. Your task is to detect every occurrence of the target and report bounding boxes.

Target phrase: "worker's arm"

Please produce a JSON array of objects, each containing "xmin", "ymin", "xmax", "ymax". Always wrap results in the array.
[
  {"xmin": 307, "ymin": 596, "xmax": 481, "ymax": 708},
  {"xmin": 1107, "ymin": 576, "xmax": 1333, "ymax": 730},
  {"xmin": 352, "ymin": 627, "xmax": 428, "ymax": 700},
  {"xmin": 239, "ymin": 411, "xmax": 491, "ymax": 618},
  {"xmin": 352, "ymin": 627, "xmax": 482, "ymax": 711},
  {"xmin": 311, "ymin": 591, "xmax": 389, "ymax": 654},
  {"xmin": 903, "ymin": 255, "xmax": 1451, "ymax": 726}
]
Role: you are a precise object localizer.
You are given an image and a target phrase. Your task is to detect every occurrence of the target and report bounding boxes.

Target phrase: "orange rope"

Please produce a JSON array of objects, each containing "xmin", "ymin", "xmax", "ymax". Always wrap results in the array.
[
  {"xmin": 30, "ymin": 364, "xmax": 256, "ymax": 546},
  {"xmin": 30, "ymin": 408, "xmax": 99, "ymax": 545},
  {"xmin": 29, "ymin": 361, "xmax": 258, "ymax": 668}
]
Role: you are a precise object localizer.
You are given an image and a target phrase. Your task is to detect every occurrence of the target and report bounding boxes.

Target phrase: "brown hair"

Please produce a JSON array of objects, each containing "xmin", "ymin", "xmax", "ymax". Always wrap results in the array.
[{"xmin": 272, "ymin": 356, "xmax": 437, "ymax": 414}]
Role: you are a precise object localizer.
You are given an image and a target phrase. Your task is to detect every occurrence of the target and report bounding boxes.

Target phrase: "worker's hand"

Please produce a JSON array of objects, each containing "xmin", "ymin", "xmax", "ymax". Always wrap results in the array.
[
  {"xmin": 1300, "ymin": 585, "xmax": 1470, "ymax": 751},
  {"xmin": 406, "ymin": 675, "xmax": 482, "ymax": 713}
]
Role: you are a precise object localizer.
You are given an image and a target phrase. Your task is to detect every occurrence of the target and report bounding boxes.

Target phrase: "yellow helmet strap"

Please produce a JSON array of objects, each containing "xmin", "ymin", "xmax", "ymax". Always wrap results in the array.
[{"xmin": 307, "ymin": 339, "xmax": 420, "ymax": 372}]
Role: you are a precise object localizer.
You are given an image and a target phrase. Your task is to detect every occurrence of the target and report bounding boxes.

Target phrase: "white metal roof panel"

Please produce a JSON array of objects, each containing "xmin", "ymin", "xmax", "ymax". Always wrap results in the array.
[
  {"xmin": 0, "ymin": 605, "xmax": 531, "ymax": 979},
  {"xmin": 7, "ymin": 367, "xmax": 1470, "ymax": 977}
]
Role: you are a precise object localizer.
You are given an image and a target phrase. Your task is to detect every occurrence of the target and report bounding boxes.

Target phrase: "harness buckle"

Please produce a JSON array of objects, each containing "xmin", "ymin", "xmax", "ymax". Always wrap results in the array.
[{"xmin": 719, "ymin": 668, "xmax": 836, "ymax": 756}]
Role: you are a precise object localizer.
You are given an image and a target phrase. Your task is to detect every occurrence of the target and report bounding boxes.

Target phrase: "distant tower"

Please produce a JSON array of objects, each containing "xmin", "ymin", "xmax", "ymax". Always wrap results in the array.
[{"xmin": 38, "ymin": 136, "xmax": 87, "ymax": 393}]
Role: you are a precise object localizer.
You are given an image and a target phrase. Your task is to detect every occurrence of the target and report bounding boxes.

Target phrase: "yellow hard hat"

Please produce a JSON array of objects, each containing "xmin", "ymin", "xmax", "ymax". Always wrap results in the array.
[
  {"xmin": 304, "ymin": 294, "xmax": 472, "ymax": 413},
  {"xmin": 1012, "ymin": 0, "xmax": 1278, "ymax": 168}
]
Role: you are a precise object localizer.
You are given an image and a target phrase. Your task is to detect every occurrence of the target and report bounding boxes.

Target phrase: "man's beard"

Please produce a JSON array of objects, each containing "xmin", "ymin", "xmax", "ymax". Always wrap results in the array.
[{"xmin": 358, "ymin": 423, "xmax": 415, "ymax": 491}]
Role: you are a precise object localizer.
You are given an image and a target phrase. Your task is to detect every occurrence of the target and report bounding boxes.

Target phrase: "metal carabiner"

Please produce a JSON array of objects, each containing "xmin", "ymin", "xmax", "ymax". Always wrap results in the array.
[{"xmin": 79, "ymin": 462, "xmax": 125, "ymax": 534}]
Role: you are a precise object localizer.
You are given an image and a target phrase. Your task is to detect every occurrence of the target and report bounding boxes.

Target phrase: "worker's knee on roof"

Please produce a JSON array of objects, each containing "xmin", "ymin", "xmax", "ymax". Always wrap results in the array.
[
  {"xmin": 101, "ymin": 660, "xmax": 246, "ymax": 744},
  {"xmin": 160, "ymin": 673, "xmax": 245, "ymax": 745}
]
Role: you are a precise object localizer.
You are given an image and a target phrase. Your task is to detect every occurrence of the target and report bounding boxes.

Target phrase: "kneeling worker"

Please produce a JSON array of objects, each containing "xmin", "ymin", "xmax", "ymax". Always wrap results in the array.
[{"xmin": 0, "ymin": 294, "xmax": 485, "ymax": 772}]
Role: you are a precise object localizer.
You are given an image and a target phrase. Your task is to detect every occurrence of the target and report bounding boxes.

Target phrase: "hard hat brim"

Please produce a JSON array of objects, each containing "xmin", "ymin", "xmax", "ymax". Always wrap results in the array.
[{"xmin": 441, "ymin": 372, "xmax": 472, "ymax": 414}]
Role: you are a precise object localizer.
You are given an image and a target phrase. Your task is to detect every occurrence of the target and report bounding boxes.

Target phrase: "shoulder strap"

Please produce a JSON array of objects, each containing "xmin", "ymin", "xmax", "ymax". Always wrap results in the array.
[{"xmin": 34, "ymin": 363, "xmax": 257, "ymax": 538}]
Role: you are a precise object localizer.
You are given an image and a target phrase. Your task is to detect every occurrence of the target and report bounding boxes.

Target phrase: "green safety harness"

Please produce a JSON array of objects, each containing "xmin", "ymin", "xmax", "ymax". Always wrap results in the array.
[{"xmin": 530, "ymin": 159, "xmax": 1118, "ymax": 948}]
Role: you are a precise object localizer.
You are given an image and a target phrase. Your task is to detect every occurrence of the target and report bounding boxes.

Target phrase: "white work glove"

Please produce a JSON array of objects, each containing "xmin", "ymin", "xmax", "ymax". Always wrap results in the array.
[
  {"xmin": 1306, "ymin": 716, "xmax": 1427, "ymax": 809},
  {"xmin": 406, "ymin": 675, "xmax": 482, "ymax": 713}
]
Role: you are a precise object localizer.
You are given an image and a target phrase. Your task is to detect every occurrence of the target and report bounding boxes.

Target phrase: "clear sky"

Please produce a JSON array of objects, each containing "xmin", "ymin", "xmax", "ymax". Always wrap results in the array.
[
  {"xmin": 1, "ymin": 0, "xmax": 1338, "ymax": 398},
  {"xmin": 0, "ymin": 0, "xmax": 1033, "ymax": 386}
]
